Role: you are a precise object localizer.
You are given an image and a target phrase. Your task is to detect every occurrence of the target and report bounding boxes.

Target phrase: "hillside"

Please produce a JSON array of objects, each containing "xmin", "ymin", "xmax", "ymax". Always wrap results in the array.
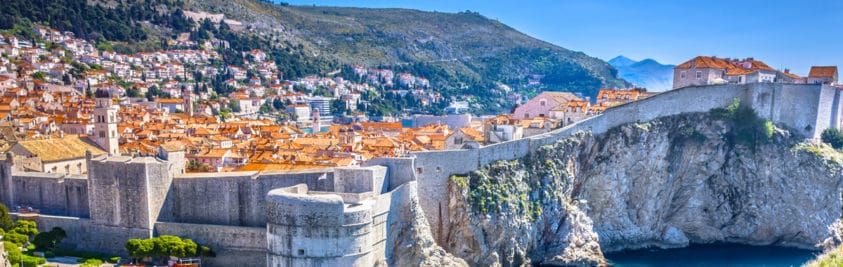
[
  {"xmin": 609, "ymin": 56, "xmax": 675, "ymax": 92},
  {"xmin": 186, "ymin": 1, "xmax": 629, "ymax": 110},
  {"xmin": 0, "ymin": 0, "xmax": 628, "ymax": 113}
]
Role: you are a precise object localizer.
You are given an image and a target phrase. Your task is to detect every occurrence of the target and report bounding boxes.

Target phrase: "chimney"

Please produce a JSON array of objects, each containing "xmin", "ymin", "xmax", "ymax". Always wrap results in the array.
[{"xmin": 785, "ymin": 69, "xmax": 790, "ymax": 74}]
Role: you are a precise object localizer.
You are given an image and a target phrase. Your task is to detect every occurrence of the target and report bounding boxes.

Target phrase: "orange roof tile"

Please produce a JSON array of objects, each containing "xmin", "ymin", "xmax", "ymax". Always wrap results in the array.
[{"xmin": 809, "ymin": 66, "xmax": 838, "ymax": 78}]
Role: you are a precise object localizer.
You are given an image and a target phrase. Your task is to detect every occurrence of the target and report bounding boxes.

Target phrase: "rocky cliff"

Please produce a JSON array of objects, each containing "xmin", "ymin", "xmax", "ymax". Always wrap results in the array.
[{"xmin": 441, "ymin": 112, "xmax": 843, "ymax": 266}]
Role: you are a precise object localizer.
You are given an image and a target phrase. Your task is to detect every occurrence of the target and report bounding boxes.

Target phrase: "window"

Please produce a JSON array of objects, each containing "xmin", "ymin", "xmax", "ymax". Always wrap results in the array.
[
  {"xmin": 416, "ymin": 167, "xmax": 423, "ymax": 174},
  {"xmin": 680, "ymin": 71, "xmax": 686, "ymax": 79},
  {"xmin": 524, "ymin": 113, "xmax": 529, "ymax": 119},
  {"xmin": 696, "ymin": 71, "xmax": 702, "ymax": 79},
  {"xmin": 454, "ymin": 137, "xmax": 463, "ymax": 144},
  {"xmin": 540, "ymin": 99, "xmax": 546, "ymax": 106},
  {"xmin": 99, "ymin": 131, "xmax": 105, "ymax": 138}
]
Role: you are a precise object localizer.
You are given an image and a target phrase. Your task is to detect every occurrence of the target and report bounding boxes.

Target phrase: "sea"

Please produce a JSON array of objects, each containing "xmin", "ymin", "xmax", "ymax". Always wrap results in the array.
[{"xmin": 605, "ymin": 243, "xmax": 819, "ymax": 267}]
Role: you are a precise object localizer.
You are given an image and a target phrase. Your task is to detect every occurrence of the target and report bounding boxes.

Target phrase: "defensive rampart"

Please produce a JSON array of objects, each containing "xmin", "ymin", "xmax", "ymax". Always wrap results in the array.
[{"xmin": 0, "ymin": 83, "xmax": 838, "ymax": 265}]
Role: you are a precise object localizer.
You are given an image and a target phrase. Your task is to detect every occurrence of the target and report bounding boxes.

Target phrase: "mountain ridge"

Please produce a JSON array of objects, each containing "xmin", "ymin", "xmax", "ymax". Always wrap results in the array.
[
  {"xmin": 609, "ymin": 55, "xmax": 675, "ymax": 92},
  {"xmin": 185, "ymin": 1, "xmax": 629, "ymax": 111}
]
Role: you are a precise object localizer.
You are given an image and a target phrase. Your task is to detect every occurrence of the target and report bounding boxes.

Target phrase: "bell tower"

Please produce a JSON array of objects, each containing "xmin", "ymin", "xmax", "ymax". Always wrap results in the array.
[{"xmin": 93, "ymin": 89, "xmax": 119, "ymax": 155}]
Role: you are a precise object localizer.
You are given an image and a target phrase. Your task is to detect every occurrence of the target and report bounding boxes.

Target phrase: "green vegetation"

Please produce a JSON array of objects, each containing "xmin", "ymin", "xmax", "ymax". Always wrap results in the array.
[
  {"xmin": 792, "ymin": 142, "xmax": 843, "ymax": 165},
  {"xmin": 452, "ymin": 158, "xmax": 565, "ymax": 221},
  {"xmin": 710, "ymin": 98, "xmax": 775, "ymax": 147},
  {"xmin": 0, "ymin": 204, "xmax": 14, "ymax": 230},
  {"xmin": 79, "ymin": 258, "xmax": 102, "ymax": 267},
  {"xmin": 676, "ymin": 125, "xmax": 707, "ymax": 143},
  {"xmin": 33, "ymin": 227, "xmax": 66, "ymax": 251},
  {"xmin": 822, "ymin": 128, "xmax": 843, "ymax": 149},
  {"xmin": 0, "ymin": 0, "xmax": 192, "ymax": 42},
  {"xmin": 125, "ymin": 235, "xmax": 214, "ymax": 264}
]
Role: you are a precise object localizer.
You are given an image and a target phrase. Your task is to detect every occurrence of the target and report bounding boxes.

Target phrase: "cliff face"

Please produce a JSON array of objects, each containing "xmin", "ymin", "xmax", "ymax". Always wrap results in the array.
[{"xmin": 443, "ymin": 112, "xmax": 843, "ymax": 266}]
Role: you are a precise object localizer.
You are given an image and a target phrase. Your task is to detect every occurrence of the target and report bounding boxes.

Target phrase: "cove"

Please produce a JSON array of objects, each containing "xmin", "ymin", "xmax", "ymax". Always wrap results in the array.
[{"xmin": 605, "ymin": 243, "xmax": 818, "ymax": 267}]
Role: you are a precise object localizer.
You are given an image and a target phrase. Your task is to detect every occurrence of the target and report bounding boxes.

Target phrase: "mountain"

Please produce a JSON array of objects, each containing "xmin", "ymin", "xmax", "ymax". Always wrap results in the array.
[
  {"xmin": 607, "ymin": 56, "xmax": 637, "ymax": 67},
  {"xmin": 609, "ymin": 56, "xmax": 675, "ymax": 92},
  {"xmin": 0, "ymin": 0, "xmax": 628, "ymax": 113},
  {"xmin": 188, "ymin": 1, "xmax": 628, "ymax": 110}
]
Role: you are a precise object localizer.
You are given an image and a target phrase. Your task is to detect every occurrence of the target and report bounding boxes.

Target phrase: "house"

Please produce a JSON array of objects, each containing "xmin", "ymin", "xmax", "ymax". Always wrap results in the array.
[
  {"xmin": 444, "ymin": 127, "xmax": 483, "ymax": 150},
  {"xmin": 553, "ymin": 100, "xmax": 590, "ymax": 126},
  {"xmin": 8, "ymin": 135, "xmax": 106, "ymax": 174},
  {"xmin": 158, "ymin": 98, "xmax": 185, "ymax": 113},
  {"xmin": 512, "ymin": 91, "xmax": 582, "ymax": 120},
  {"xmin": 483, "ymin": 115, "xmax": 523, "ymax": 144},
  {"xmin": 672, "ymin": 56, "xmax": 778, "ymax": 89},
  {"xmin": 808, "ymin": 66, "xmax": 838, "ymax": 85}
]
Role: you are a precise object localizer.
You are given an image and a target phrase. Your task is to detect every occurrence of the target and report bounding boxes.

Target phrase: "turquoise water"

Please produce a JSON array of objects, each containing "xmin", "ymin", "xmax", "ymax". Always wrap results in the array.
[{"xmin": 605, "ymin": 243, "xmax": 818, "ymax": 267}]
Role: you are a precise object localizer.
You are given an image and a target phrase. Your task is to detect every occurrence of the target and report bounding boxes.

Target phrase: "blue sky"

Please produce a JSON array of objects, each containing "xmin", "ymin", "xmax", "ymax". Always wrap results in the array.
[{"xmin": 283, "ymin": 0, "xmax": 843, "ymax": 76}]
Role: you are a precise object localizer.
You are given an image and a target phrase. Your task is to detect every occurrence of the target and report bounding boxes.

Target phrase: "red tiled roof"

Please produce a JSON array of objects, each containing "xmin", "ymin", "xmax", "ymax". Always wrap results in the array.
[{"xmin": 809, "ymin": 66, "xmax": 838, "ymax": 78}]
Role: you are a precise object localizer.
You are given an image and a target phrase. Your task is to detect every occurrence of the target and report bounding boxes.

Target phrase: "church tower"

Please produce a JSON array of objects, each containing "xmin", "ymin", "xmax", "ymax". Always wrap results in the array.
[
  {"xmin": 183, "ymin": 92, "xmax": 194, "ymax": 117},
  {"xmin": 94, "ymin": 89, "xmax": 119, "ymax": 155}
]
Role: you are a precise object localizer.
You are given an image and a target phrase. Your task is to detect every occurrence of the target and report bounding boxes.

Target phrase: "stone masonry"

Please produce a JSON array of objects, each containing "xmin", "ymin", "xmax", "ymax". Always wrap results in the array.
[{"xmin": 0, "ymin": 83, "xmax": 839, "ymax": 266}]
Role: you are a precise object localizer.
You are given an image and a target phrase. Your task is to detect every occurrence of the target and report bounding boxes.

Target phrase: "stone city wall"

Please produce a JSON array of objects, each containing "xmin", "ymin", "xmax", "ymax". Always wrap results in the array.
[
  {"xmin": 11, "ymin": 214, "xmax": 150, "ymax": 256},
  {"xmin": 165, "ymin": 170, "xmax": 332, "ymax": 227},
  {"xmin": 409, "ymin": 83, "xmax": 839, "ymax": 243},
  {"xmin": 155, "ymin": 222, "xmax": 266, "ymax": 267},
  {"xmin": 10, "ymin": 172, "xmax": 88, "ymax": 217}
]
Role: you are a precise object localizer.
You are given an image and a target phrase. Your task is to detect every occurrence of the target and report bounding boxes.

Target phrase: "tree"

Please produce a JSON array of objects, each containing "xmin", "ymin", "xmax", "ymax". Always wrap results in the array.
[
  {"xmin": 11, "ymin": 220, "xmax": 38, "ymax": 237},
  {"xmin": 127, "ymin": 87, "xmax": 140, "ymax": 98},
  {"xmin": 822, "ymin": 128, "xmax": 843, "ymax": 149},
  {"xmin": 228, "ymin": 99, "xmax": 241, "ymax": 113},
  {"xmin": 4, "ymin": 232, "xmax": 28, "ymax": 246},
  {"xmin": 33, "ymin": 227, "xmax": 66, "ymax": 251},
  {"xmin": 127, "ymin": 235, "xmax": 202, "ymax": 264},
  {"xmin": 126, "ymin": 238, "xmax": 154, "ymax": 263},
  {"xmin": 0, "ymin": 203, "xmax": 13, "ymax": 231},
  {"xmin": 30, "ymin": 72, "xmax": 46, "ymax": 80},
  {"xmin": 272, "ymin": 98, "xmax": 285, "ymax": 110},
  {"xmin": 330, "ymin": 99, "xmax": 347, "ymax": 115}
]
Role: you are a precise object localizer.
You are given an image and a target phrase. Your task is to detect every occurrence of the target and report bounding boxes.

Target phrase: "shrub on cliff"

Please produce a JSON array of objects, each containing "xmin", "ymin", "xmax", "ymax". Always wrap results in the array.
[
  {"xmin": 710, "ymin": 98, "xmax": 775, "ymax": 147},
  {"xmin": 822, "ymin": 128, "xmax": 843, "ymax": 149}
]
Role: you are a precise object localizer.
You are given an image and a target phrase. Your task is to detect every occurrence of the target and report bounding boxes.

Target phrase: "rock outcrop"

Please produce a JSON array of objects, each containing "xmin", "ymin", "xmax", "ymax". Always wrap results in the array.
[
  {"xmin": 442, "ymin": 112, "xmax": 843, "ymax": 265},
  {"xmin": 387, "ymin": 182, "xmax": 468, "ymax": 267}
]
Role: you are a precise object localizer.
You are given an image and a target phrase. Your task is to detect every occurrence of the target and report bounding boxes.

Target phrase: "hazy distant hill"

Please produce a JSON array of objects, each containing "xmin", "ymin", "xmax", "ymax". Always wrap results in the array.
[{"xmin": 609, "ymin": 56, "xmax": 674, "ymax": 92}]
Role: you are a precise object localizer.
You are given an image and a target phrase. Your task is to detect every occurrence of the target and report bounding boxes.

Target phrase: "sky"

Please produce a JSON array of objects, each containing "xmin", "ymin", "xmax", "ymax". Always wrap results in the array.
[{"xmin": 283, "ymin": 0, "xmax": 843, "ymax": 76}]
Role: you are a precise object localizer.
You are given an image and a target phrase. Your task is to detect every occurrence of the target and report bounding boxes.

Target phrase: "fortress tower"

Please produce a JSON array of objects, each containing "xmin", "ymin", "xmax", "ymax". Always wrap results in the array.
[
  {"xmin": 86, "ymin": 152, "xmax": 173, "ymax": 242},
  {"xmin": 93, "ymin": 89, "xmax": 119, "ymax": 156}
]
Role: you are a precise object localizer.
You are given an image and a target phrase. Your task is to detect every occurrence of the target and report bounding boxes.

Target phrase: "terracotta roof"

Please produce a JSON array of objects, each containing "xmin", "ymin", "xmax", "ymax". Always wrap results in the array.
[
  {"xmin": 534, "ymin": 91, "xmax": 580, "ymax": 104},
  {"xmin": 676, "ymin": 56, "xmax": 775, "ymax": 73},
  {"xmin": 458, "ymin": 127, "xmax": 484, "ymax": 142},
  {"xmin": 809, "ymin": 66, "xmax": 838, "ymax": 78},
  {"xmin": 14, "ymin": 135, "xmax": 105, "ymax": 162},
  {"xmin": 781, "ymin": 71, "xmax": 802, "ymax": 80}
]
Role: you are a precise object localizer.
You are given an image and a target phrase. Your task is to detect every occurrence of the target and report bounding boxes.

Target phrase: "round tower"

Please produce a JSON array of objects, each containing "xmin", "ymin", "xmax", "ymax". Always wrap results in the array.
[{"xmin": 265, "ymin": 185, "xmax": 374, "ymax": 267}]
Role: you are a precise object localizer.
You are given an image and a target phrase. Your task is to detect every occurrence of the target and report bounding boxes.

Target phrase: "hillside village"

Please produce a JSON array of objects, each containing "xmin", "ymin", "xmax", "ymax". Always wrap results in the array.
[
  {"xmin": 2, "ymin": 24, "xmax": 840, "ymax": 176},
  {"xmin": 0, "ymin": 25, "xmax": 650, "ymax": 175}
]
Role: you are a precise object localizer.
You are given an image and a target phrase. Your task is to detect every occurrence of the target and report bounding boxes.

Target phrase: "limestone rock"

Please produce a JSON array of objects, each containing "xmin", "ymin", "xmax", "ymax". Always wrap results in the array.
[
  {"xmin": 387, "ymin": 182, "xmax": 468, "ymax": 267},
  {"xmin": 439, "ymin": 112, "xmax": 843, "ymax": 265}
]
